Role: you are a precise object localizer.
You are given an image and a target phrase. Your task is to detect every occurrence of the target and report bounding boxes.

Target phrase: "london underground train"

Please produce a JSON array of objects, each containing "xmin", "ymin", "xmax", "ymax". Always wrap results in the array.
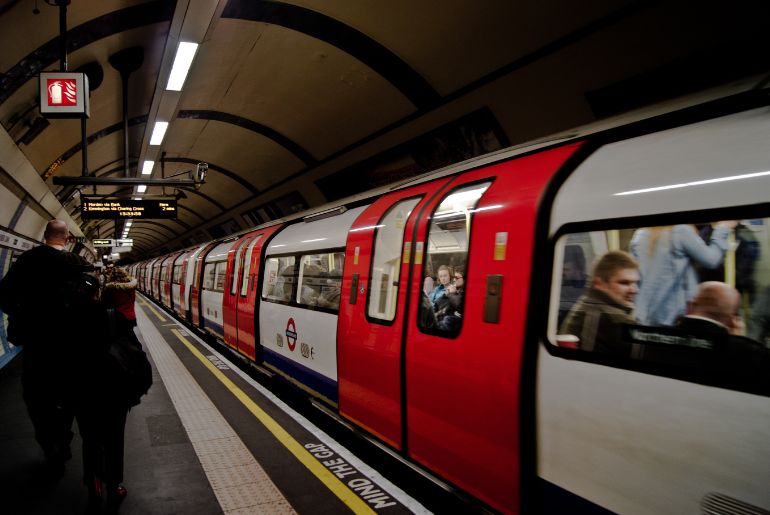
[{"xmin": 129, "ymin": 81, "xmax": 770, "ymax": 514}]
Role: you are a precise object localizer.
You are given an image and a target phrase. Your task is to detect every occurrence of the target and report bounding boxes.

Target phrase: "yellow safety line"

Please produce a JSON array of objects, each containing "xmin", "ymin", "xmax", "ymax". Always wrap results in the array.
[
  {"xmin": 137, "ymin": 297, "xmax": 166, "ymax": 322},
  {"xmin": 170, "ymin": 328, "xmax": 376, "ymax": 515}
]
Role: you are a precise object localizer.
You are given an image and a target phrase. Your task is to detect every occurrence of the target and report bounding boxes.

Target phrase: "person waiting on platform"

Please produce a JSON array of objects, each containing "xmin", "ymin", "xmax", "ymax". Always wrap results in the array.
[
  {"xmin": 101, "ymin": 267, "xmax": 139, "ymax": 343},
  {"xmin": 559, "ymin": 251, "xmax": 640, "ymax": 356},
  {"xmin": 0, "ymin": 219, "xmax": 90, "ymax": 477}
]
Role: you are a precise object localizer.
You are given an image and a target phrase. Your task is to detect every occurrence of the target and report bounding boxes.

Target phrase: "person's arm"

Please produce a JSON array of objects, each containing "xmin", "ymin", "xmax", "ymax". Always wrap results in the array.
[{"xmin": 675, "ymin": 224, "xmax": 730, "ymax": 269}]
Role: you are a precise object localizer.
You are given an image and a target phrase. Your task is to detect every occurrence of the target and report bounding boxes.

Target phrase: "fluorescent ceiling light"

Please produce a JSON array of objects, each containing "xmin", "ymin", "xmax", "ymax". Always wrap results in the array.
[
  {"xmin": 149, "ymin": 121, "xmax": 168, "ymax": 145},
  {"xmin": 614, "ymin": 170, "xmax": 770, "ymax": 196},
  {"xmin": 141, "ymin": 160, "xmax": 154, "ymax": 175},
  {"xmin": 166, "ymin": 42, "xmax": 198, "ymax": 91},
  {"xmin": 133, "ymin": 197, "xmax": 141, "ymax": 200},
  {"xmin": 137, "ymin": 185, "xmax": 147, "ymax": 193},
  {"xmin": 125, "ymin": 221, "xmax": 132, "ymax": 227}
]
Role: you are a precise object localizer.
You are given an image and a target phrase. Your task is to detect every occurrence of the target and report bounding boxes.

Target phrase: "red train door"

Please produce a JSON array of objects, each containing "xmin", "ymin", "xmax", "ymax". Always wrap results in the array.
[
  {"xmin": 191, "ymin": 242, "xmax": 218, "ymax": 327},
  {"xmin": 337, "ymin": 178, "xmax": 452, "ymax": 449},
  {"xmin": 235, "ymin": 225, "xmax": 282, "ymax": 361},
  {"xmin": 402, "ymin": 143, "xmax": 582, "ymax": 513},
  {"xmin": 223, "ymin": 234, "xmax": 254, "ymax": 350}
]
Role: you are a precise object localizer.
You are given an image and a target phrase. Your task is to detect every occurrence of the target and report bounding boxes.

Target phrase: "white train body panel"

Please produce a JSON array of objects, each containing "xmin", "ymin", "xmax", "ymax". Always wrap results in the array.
[
  {"xmin": 260, "ymin": 205, "xmax": 367, "ymax": 403},
  {"xmin": 540, "ymin": 106, "xmax": 770, "ymax": 512}
]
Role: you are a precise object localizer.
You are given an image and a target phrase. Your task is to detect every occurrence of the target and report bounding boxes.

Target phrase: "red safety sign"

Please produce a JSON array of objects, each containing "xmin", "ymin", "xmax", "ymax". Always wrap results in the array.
[{"xmin": 46, "ymin": 78, "xmax": 78, "ymax": 106}]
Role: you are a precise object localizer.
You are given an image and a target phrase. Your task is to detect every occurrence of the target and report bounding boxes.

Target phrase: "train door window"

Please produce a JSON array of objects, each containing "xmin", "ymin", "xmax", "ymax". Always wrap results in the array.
[
  {"xmin": 214, "ymin": 261, "xmax": 227, "ymax": 292},
  {"xmin": 548, "ymin": 216, "xmax": 770, "ymax": 396},
  {"xmin": 297, "ymin": 252, "xmax": 345, "ymax": 310},
  {"xmin": 418, "ymin": 181, "xmax": 493, "ymax": 336},
  {"xmin": 173, "ymin": 264, "xmax": 182, "ymax": 284},
  {"xmin": 367, "ymin": 197, "xmax": 421, "ymax": 322},
  {"xmin": 202, "ymin": 262, "xmax": 216, "ymax": 290},
  {"xmin": 240, "ymin": 235, "xmax": 263, "ymax": 296},
  {"xmin": 230, "ymin": 239, "xmax": 250, "ymax": 296},
  {"xmin": 262, "ymin": 256, "xmax": 296, "ymax": 302}
]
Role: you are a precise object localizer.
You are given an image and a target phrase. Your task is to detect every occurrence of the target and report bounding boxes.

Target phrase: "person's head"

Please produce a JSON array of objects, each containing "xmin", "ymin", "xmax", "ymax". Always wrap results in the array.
[
  {"xmin": 437, "ymin": 265, "xmax": 451, "ymax": 286},
  {"xmin": 591, "ymin": 251, "xmax": 640, "ymax": 308},
  {"xmin": 44, "ymin": 219, "xmax": 69, "ymax": 246},
  {"xmin": 563, "ymin": 245, "xmax": 586, "ymax": 281},
  {"xmin": 453, "ymin": 268, "xmax": 464, "ymax": 288},
  {"xmin": 688, "ymin": 281, "xmax": 741, "ymax": 330}
]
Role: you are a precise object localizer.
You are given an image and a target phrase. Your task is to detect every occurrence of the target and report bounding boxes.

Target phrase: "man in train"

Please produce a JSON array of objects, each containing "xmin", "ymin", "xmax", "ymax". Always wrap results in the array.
[
  {"xmin": 0, "ymin": 219, "xmax": 91, "ymax": 476},
  {"xmin": 675, "ymin": 281, "xmax": 769, "ymax": 393},
  {"xmin": 559, "ymin": 250, "xmax": 640, "ymax": 356}
]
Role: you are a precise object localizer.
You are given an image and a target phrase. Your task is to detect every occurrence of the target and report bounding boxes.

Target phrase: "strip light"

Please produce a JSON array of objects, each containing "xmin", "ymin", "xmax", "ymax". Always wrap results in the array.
[
  {"xmin": 614, "ymin": 170, "xmax": 770, "ymax": 196},
  {"xmin": 166, "ymin": 42, "xmax": 198, "ymax": 91},
  {"xmin": 141, "ymin": 160, "xmax": 154, "ymax": 175},
  {"xmin": 137, "ymin": 185, "xmax": 147, "ymax": 193},
  {"xmin": 149, "ymin": 122, "xmax": 169, "ymax": 145}
]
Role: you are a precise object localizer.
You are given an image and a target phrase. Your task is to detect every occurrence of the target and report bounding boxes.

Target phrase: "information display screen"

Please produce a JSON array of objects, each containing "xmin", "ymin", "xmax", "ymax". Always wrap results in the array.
[{"xmin": 81, "ymin": 197, "xmax": 177, "ymax": 219}]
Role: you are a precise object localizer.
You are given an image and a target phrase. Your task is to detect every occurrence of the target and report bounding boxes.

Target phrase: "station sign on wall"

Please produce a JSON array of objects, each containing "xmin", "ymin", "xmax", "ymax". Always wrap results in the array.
[
  {"xmin": 81, "ymin": 197, "xmax": 177, "ymax": 219},
  {"xmin": 92, "ymin": 239, "xmax": 114, "ymax": 247},
  {"xmin": 39, "ymin": 72, "xmax": 90, "ymax": 118}
]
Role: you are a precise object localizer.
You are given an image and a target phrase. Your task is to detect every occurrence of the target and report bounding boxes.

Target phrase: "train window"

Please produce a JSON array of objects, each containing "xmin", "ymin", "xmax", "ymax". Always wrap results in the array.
[
  {"xmin": 297, "ymin": 252, "xmax": 345, "ymax": 310},
  {"xmin": 230, "ymin": 238, "xmax": 250, "ymax": 296},
  {"xmin": 202, "ymin": 262, "xmax": 216, "ymax": 290},
  {"xmin": 418, "ymin": 181, "xmax": 493, "ymax": 337},
  {"xmin": 240, "ymin": 235, "xmax": 263, "ymax": 296},
  {"xmin": 262, "ymin": 256, "xmax": 296, "ymax": 302},
  {"xmin": 214, "ymin": 261, "xmax": 227, "ymax": 292},
  {"xmin": 549, "ymin": 217, "xmax": 770, "ymax": 396},
  {"xmin": 368, "ymin": 197, "xmax": 421, "ymax": 322},
  {"xmin": 172, "ymin": 264, "xmax": 182, "ymax": 284}
]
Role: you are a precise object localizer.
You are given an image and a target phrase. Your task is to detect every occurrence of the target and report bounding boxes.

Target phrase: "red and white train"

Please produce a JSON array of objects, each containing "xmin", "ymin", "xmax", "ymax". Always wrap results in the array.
[{"xmin": 128, "ymin": 81, "xmax": 770, "ymax": 514}]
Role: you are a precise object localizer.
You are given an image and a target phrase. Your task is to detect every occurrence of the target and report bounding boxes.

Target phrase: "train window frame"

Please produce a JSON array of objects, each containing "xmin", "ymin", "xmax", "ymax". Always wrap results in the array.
[
  {"xmin": 417, "ymin": 179, "xmax": 494, "ymax": 339},
  {"xmin": 261, "ymin": 250, "xmax": 345, "ymax": 314},
  {"xmin": 214, "ymin": 261, "xmax": 227, "ymax": 292},
  {"xmin": 296, "ymin": 251, "xmax": 345, "ymax": 312},
  {"xmin": 240, "ymin": 234, "xmax": 263, "ymax": 297},
  {"xmin": 365, "ymin": 196, "xmax": 423, "ymax": 325},
  {"xmin": 172, "ymin": 263, "xmax": 182, "ymax": 284},
  {"xmin": 545, "ymin": 203, "xmax": 770, "ymax": 397}
]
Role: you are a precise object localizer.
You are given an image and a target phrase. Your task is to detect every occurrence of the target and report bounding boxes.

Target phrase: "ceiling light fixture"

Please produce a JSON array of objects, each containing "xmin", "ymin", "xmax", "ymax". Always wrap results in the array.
[
  {"xmin": 149, "ymin": 122, "xmax": 168, "ymax": 145},
  {"xmin": 137, "ymin": 185, "xmax": 147, "ymax": 193},
  {"xmin": 166, "ymin": 42, "xmax": 198, "ymax": 91},
  {"xmin": 141, "ymin": 160, "xmax": 154, "ymax": 175}
]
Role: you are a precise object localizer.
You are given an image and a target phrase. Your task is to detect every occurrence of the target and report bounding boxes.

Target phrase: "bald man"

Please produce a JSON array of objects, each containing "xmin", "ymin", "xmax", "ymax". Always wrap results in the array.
[
  {"xmin": 676, "ymin": 281, "xmax": 769, "ymax": 394},
  {"xmin": 678, "ymin": 281, "xmax": 744, "ymax": 336},
  {"xmin": 0, "ymin": 219, "xmax": 89, "ymax": 476}
]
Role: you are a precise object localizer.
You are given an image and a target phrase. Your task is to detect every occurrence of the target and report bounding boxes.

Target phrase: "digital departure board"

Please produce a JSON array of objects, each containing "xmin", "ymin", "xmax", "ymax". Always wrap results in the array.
[{"xmin": 81, "ymin": 197, "xmax": 177, "ymax": 219}]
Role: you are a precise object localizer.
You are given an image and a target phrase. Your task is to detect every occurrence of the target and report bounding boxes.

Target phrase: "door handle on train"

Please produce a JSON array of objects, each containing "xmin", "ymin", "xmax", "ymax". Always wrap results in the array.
[
  {"xmin": 350, "ymin": 273, "xmax": 359, "ymax": 305},
  {"xmin": 484, "ymin": 274, "xmax": 503, "ymax": 323}
]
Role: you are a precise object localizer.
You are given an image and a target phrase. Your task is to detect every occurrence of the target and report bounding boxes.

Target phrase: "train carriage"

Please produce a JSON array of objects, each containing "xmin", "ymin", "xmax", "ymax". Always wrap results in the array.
[{"xmin": 126, "ymin": 84, "xmax": 770, "ymax": 515}]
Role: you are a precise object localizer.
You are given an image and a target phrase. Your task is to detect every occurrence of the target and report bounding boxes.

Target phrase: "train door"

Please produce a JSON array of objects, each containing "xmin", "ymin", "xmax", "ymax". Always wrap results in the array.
[
  {"xmin": 191, "ymin": 242, "xmax": 218, "ymax": 327},
  {"xmin": 235, "ymin": 225, "xmax": 282, "ymax": 361},
  {"xmin": 182, "ymin": 244, "xmax": 207, "ymax": 321},
  {"xmin": 337, "ymin": 178, "xmax": 452, "ymax": 449},
  {"xmin": 224, "ymin": 234, "xmax": 255, "ymax": 350},
  {"xmin": 402, "ymin": 144, "xmax": 583, "ymax": 513}
]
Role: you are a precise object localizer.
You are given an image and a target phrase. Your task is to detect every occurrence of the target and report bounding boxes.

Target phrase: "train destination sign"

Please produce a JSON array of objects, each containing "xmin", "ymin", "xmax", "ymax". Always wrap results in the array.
[
  {"xmin": 81, "ymin": 197, "xmax": 177, "ymax": 219},
  {"xmin": 92, "ymin": 239, "xmax": 114, "ymax": 247}
]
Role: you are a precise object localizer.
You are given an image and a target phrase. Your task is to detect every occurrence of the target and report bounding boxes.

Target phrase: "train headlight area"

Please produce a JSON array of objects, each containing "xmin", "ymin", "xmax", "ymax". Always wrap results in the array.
[{"xmin": 0, "ymin": 291, "xmax": 479, "ymax": 514}]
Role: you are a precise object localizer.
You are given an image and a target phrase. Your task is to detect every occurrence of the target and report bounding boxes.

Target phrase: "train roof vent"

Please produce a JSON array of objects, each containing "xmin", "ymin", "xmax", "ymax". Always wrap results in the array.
[{"xmin": 303, "ymin": 206, "xmax": 347, "ymax": 223}]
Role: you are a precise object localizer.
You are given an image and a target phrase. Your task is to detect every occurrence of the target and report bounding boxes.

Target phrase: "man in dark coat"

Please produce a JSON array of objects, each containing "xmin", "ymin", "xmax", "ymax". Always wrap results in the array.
[
  {"xmin": 676, "ymin": 281, "xmax": 769, "ymax": 394},
  {"xmin": 559, "ymin": 250, "xmax": 640, "ymax": 356},
  {"xmin": 0, "ymin": 219, "xmax": 90, "ymax": 474}
]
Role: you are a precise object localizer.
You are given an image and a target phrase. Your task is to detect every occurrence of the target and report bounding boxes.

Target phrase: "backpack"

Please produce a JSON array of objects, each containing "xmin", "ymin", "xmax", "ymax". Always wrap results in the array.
[{"xmin": 106, "ymin": 309, "xmax": 153, "ymax": 407}]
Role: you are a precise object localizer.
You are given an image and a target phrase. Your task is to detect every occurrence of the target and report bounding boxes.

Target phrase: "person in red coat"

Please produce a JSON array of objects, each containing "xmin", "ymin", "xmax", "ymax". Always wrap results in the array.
[{"xmin": 101, "ymin": 267, "xmax": 138, "ymax": 338}]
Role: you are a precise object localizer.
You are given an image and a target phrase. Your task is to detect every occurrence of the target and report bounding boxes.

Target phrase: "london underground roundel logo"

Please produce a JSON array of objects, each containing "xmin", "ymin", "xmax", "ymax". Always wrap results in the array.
[{"xmin": 285, "ymin": 318, "xmax": 297, "ymax": 351}]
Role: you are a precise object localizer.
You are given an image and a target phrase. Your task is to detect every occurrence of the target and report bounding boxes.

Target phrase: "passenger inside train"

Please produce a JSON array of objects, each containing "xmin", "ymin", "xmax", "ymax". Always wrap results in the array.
[{"xmin": 551, "ymin": 215, "xmax": 770, "ymax": 394}]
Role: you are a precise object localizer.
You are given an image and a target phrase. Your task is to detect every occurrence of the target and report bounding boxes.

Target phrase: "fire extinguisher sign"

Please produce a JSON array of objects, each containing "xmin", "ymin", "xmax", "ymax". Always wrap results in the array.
[{"xmin": 39, "ymin": 71, "xmax": 90, "ymax": 118}]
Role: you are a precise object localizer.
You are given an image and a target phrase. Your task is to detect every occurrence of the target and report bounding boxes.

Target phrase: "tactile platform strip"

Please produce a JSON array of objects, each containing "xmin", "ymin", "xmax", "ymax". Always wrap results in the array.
[{"xmin": 137, "ymin": 306, "xmax": 296, "ymax": 514}]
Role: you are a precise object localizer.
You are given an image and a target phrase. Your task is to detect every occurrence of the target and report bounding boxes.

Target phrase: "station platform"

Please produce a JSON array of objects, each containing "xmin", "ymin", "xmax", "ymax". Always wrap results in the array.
[{"xmin": 0, "ymin": 296, "xmax": 433, "ymax": 514}]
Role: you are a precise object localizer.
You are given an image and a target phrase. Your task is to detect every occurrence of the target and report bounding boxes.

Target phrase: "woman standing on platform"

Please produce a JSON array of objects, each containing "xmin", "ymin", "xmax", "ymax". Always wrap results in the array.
[
  {"xmin": 101, "ymin": 267, "xmax": 138, "ymax": 343},
  {"xmin": 63, "ymin": 272, "xmax": 131, "ymax": 513}
]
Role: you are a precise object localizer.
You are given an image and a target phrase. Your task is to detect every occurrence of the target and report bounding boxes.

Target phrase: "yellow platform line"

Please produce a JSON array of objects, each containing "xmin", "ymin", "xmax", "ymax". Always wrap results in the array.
[
  {"xmin": 137, "ymin": 297, "xmax": 166, "ymax": 322},
  {"xmin": 170, "ymin": 328, "xmax": 376, "ymax": 515}
]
